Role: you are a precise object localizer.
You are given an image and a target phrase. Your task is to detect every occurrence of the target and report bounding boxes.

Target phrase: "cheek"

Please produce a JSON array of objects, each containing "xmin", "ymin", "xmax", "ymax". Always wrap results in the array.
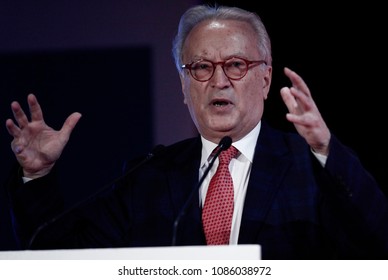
[
  {"xmin": 183, "ymin": 90, "xmax": 201, "ymax": 113},
  {"xmin": 241, "ymin": 78, "xmax": 264, "ymax": 101},
  {"xmin": 238, "ymin": 79, "xmax": 266, "ymax": 112},
  {"xmin": 183, "ymin": 80, "xmax": 204, "ymax": 107}
]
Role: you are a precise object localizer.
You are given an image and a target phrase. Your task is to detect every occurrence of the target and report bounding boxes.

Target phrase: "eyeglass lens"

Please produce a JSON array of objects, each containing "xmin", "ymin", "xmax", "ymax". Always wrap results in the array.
[{"xmin": 190, "ymin": 58, "xmax": 248, "ymax": 81}]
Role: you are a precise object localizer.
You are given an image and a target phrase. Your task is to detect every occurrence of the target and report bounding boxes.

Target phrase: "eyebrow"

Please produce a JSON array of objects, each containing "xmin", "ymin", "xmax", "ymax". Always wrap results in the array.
[{"xmin": 190, "ymin": 53, "xmax": 249, "ymax": 62}]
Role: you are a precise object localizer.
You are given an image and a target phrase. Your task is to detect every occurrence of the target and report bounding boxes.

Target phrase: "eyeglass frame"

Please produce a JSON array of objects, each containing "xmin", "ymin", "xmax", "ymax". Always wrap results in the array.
[{"xmin": 181, "ymin": 56, "xmax": 267, "ymax": 82}]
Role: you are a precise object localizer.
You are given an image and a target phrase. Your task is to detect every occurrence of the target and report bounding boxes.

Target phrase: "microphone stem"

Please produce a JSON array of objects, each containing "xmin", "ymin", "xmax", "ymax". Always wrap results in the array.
[{"xmin": 27, "ymin": 145, "xmax": 165, "ymax": 249}]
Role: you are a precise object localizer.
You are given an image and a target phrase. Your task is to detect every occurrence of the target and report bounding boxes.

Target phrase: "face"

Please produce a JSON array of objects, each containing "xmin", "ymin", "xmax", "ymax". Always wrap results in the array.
[{"xmin": 180, "ymin": 19, "xmax": 272, "ymax": 143}]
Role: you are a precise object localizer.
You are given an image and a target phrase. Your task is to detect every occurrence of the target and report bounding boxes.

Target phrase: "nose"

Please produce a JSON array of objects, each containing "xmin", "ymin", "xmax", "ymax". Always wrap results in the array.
[{"xmin": 210, "ymin": 65, "xmax": 231, "ymax": 88}]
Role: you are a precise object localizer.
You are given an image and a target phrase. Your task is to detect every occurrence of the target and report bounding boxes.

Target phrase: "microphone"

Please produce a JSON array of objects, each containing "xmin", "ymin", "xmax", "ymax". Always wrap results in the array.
[
  {"xmin": 171, "ymin": 136, "xmax": 232, "ymax": 246},
  {"xmin": 27, "ymin": 144, "xmax": 166, "ymax": 249}
]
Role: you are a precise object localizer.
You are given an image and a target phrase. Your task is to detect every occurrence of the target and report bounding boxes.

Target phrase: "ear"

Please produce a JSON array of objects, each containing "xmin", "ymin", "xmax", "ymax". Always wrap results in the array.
[
  {"xmin": 179, "ymin": 72, "xmax": 188, "ymax": 104},
  {"xmin": 262, "ymin": 65, "xmax": 272, "ymax": 100}
]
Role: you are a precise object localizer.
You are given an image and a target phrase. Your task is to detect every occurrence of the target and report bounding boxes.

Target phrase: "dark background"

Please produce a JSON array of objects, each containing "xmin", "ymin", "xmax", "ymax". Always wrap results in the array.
[
  {"xmin": 1, "ymin": 0, "xmax": 386, "ymax": 250},
  {"xmin": 209, "ymin": 0, "xmax": 387, "ymax": 192}
]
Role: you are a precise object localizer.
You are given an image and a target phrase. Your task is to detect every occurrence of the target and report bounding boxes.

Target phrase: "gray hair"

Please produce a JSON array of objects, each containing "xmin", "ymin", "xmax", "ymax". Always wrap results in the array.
[{"xmin": 172, "ymin": 4, "xmax": 272, "ymax": 73}]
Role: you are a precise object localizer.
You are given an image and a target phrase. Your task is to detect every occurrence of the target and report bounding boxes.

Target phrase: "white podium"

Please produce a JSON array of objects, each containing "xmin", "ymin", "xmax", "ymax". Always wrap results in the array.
[{"xmin": 0, "ymin": 245, "xmax": 260, "ymax": 260}]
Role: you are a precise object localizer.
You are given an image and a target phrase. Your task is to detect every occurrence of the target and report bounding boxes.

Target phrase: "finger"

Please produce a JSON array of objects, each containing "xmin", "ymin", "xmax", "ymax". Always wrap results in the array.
[
  {"xmin": 5, "ymin": 118, "xmax": 21, "ymax": 138},
  {"xmin": 59, "ymin": 112, "xmax": 82, "ymax": 142},
  {"xmin": 11, "ymin": 140, "xmax": 24, "ymax": 155},
  {"xmin": 287, "ymin": 110, "xmax": 324, "ymax": 129},
  {"xmin": 28, "ymin": 93, "xmax": 44, "ymax": 122},
  {"xmin": 284, "ymin": 67, "xmax": 311, "ymax": 97},
  {"xmin": 288, "ymin": 87, "xmax": 313, "ymax": 112},
  {"xmin": 280, "ymin": 87, "xmax": 299, "ymax": 114},
  {"xmin": 285, "ymin": 113, "xmax": 308, "ymax": 126},
  {"xmin": 10, "ymin": 101, "xmax": 29, "ymax": 129}
]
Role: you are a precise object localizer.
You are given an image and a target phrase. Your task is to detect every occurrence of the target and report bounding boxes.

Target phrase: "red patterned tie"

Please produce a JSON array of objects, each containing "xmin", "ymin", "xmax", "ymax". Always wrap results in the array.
[{"xmin": 202, "ymin": 145, "xmax": 238, "ymax": 245}]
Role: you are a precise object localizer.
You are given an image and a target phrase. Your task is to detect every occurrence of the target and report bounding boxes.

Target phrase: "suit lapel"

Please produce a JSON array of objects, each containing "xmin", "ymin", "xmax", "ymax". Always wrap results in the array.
[
  {"xmin": 164, "ymin": 127, "xmax": 293, "ymax": 245},
  {"xmin": 238, "ymin": 123, "xmax": 292, "ymax": 243}
]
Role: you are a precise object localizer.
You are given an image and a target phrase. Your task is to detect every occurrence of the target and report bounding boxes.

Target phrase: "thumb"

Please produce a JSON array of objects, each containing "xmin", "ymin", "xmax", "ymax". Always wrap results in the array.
[{"xmin": 59, "ymin": 112, "xmax": 82, "ymax": 142}]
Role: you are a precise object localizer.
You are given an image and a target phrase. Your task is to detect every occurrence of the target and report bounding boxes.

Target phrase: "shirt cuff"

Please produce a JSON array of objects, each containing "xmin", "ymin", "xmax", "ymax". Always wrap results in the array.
[
  {"xmin": 22, "ymin": 177, "xmax": 33, "ymax": 183},
  {"xmin": 311, "ymin": 149, "xmax": 327, "ymax": 167}
]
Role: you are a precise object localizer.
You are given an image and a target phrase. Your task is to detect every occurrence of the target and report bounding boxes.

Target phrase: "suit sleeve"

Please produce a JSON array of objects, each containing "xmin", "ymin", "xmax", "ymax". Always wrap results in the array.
[
  {"xmin": 6, "ymin": 163, "xmax": 133, "ymax": 250},
  {"xmin": 6, "ymin": 164, "xmax": 64, "ymax": 249},
  {"xmin": 318, "ymin": 135, "xmax": 388, "ymax": 258}
]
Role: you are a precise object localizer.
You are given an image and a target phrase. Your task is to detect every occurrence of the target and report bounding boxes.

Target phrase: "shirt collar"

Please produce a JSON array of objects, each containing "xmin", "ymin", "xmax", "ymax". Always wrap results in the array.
[{"xmin": 200, "ymin": 121, "xmax": 261, "ymax": 166}]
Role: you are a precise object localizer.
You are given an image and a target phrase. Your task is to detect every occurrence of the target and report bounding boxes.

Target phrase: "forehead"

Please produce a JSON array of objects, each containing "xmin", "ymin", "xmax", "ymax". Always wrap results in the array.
[{"xmin": 183, "ymin": 19, "xmax": 259, "ymax": 60}]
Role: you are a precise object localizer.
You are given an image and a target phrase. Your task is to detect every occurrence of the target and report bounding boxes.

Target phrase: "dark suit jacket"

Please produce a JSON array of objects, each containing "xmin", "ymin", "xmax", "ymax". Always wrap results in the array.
[{"xmin": 7, "ymin": 122, "xmax": 388, "ymax": 259}]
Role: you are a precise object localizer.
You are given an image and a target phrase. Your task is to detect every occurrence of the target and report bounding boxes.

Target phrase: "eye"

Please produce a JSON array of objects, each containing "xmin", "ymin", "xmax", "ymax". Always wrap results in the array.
[
  {"xmin": 227, "ymin": 59, "xmax": 246, "ymax": 69},
  {"xmin": 192, "ymin": 61, "xmax": 212, "ymax": 71}
]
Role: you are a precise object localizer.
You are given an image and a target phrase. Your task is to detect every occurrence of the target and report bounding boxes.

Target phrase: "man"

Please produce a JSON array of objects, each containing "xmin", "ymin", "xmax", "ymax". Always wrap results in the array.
[{"xmin": 5, "ymin": 5, "xmax": 388, "ymax": 259}]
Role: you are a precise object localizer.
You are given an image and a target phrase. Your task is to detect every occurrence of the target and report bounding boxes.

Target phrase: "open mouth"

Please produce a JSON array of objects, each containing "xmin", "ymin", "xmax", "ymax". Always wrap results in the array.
[{"xmin": 212, "ymin": 100, "xmax": 232, "ymax": 107}]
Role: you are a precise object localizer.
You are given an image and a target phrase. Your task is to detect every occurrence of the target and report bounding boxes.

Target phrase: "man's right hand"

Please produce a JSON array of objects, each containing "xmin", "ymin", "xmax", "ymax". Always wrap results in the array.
[{"xmin": 5, "ymin": 93, "xmax": 82, "ymax": 179}]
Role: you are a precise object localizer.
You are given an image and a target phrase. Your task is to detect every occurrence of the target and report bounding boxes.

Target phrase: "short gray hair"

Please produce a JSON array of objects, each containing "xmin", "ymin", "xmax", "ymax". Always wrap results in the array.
[{"xmin": 172, "ymin": 4, "xmax": 272, "ymax": 73}]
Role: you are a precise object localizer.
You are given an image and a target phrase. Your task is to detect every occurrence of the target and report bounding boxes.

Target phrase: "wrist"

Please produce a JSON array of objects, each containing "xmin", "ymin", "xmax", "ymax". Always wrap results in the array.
[{"xmin": 23, "ymin": 165, "xmax": 54, "ymax": 180}]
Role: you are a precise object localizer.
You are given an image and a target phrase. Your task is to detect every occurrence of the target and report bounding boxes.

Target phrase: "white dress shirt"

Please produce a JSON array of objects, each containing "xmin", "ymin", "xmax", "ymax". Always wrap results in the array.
[
  {"xmin": 199, "ymin": 122, "xmax": 261, "ymax": 244},
  {"xmin": 199, "ymin": 121, "xmax": 327, "ymax": 244}
]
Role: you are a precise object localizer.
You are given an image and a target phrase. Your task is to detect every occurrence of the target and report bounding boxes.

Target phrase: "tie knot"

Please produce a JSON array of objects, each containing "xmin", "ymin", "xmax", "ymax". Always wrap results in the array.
[{"xmin": 218, "ymin": 146, "xmax": 238, "ymax": 165}]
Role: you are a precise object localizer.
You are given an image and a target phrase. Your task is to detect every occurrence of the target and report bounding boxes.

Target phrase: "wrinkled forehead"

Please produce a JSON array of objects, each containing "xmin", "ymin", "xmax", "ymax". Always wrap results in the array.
[
  {"xmin": 183, "ymin": 19, "xmax": 260, "ymax": 61},
  {"xmin": 186, "ymin": 19, "xmax": 257, "ymax": 44}
]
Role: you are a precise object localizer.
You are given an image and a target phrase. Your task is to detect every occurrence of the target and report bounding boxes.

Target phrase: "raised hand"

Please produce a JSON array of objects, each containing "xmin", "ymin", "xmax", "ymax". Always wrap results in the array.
[
  {"xmin": 280, "ymin": 67, "xmax": 331, "ymax": 155},
  {"xmin": 5, "ymin": 94, "xmax": 82, "ymax": 179}
]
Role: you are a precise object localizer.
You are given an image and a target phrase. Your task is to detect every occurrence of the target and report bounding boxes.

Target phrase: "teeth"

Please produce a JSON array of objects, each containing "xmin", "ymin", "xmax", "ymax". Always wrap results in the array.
[{"xmin": 214, "ymin": 101, "xmax": 228, "ymax": 106}]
